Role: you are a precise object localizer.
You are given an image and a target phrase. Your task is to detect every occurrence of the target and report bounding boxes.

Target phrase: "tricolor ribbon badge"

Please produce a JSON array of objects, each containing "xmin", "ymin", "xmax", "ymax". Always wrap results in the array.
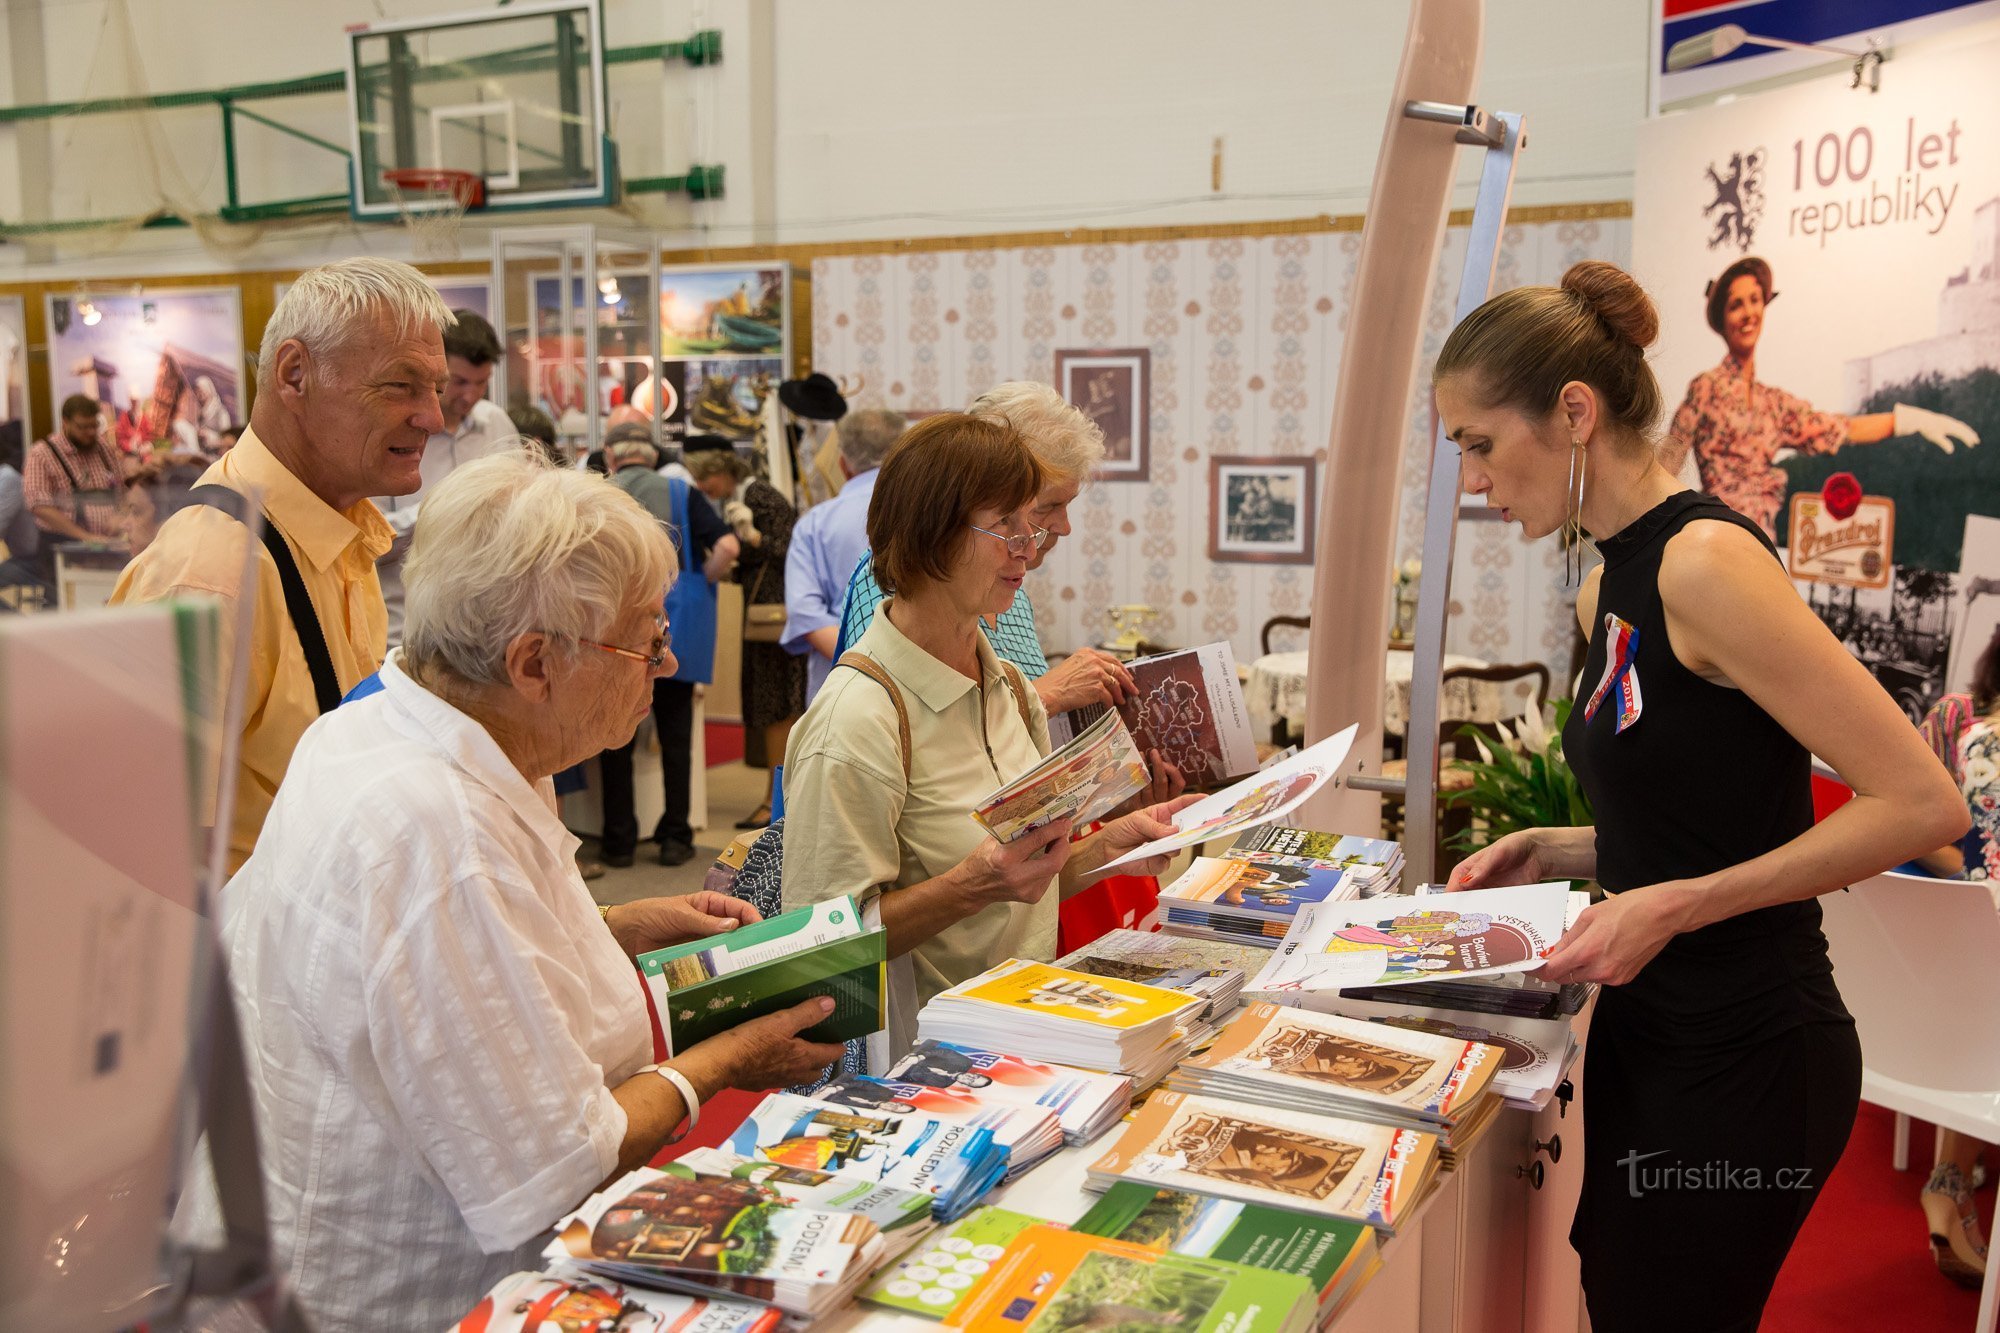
[{"xmin": 1583, "ymin": 612, "xmax": 1643, "ymax": 734}]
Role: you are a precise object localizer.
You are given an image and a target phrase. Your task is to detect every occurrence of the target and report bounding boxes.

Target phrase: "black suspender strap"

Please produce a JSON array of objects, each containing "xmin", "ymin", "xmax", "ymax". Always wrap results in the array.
[
  {"xmin": 44, "ymin": 436, "xmax": 89, "ymax": 525},
  {"xmin": 188, "ymin": 484, "xmax": 343, "ymax": 715}
]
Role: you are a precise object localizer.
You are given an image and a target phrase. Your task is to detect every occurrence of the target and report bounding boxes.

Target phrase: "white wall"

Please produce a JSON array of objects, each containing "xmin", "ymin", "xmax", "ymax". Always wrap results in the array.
[
  {"xmin": 767, "ymin": 0, "xmax": 1648, "ymax": 243},
  {"xmin": 3, "ymin": 0, "xmax": 1649, "ymax": 277}
]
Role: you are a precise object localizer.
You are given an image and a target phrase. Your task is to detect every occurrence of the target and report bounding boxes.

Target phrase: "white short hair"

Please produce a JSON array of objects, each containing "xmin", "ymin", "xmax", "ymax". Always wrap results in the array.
[
  {"xmin": 969, "ymin": 381, "xmax": 1105, "ymax": 484},
  {"xmin": 403, "ymin": 448, "xmax": 677, "ymax": 686},
  {"xmin": 258, "ymin": 258, "xmax": 455, "ymax": 392},
  {"xmin": 608, "ymin": 438, "xmax": 659, "ymax": 469}
]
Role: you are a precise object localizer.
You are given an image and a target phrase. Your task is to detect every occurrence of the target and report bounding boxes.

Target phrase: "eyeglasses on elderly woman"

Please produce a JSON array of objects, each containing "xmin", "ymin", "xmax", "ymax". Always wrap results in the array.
[
  {"xmin": 965, "ymin": 518, "xmax": 1052, "ymax": 558},
  {"xmin": 573, "ymin": 617, "xmax": 673, "ymax": 669}
]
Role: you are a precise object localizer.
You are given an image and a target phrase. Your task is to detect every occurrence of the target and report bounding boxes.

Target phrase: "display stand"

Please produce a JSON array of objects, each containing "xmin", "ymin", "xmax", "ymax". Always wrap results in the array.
[{"xmin": 1296, "ymin": 0, "xmax": 1527, "ymax": 885}]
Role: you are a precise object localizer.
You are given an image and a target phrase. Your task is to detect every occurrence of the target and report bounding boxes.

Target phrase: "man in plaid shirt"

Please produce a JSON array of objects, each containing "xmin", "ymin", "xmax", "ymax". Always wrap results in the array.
[{"xmin": 24, "ymin": 394, "xmax": 130, "ymax": 561}]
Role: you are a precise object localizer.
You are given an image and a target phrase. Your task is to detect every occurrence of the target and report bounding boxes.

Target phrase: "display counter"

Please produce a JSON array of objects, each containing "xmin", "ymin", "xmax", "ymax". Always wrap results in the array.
[{"xmin": 820, "ymin": 1001, "xmax": 1593, "ymax": 1333}]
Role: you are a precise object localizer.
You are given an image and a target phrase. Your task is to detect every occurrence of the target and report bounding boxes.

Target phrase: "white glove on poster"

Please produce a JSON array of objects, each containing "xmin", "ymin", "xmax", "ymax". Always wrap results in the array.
[{"xmin": 1893, "ymin": 403, "xmax": 1981, "ymax": 454}]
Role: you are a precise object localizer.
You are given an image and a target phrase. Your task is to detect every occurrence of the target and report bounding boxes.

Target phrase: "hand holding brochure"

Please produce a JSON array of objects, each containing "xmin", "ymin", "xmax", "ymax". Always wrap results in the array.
[
  {"xmin": 971, "ymin": 708, "xmax": 1149, "ymax": 843},
  {"xmin": 1099, "ymin": 725, "xmax": 1359, "ymax": 871},
  {"xmin": 1046, "ymin": 641, "xmax": 1260, "ymax": 787},
  {"xmin": 637, "ymin": 896, "xmax": 885, "ymax": 1056}
]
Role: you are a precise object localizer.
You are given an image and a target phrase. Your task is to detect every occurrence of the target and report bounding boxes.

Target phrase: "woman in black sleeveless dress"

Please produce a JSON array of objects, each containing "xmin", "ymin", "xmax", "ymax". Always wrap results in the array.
[{"xmin": 1432, "ymin": 262, "xmax": 1968, "ymax": 1333}]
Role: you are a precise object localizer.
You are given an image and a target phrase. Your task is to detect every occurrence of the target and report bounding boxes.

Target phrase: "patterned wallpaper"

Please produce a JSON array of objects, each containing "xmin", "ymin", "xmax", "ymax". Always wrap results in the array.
[{"xmin": 810, "ymin": 216, "xmax": 1632, "ymax": 691}]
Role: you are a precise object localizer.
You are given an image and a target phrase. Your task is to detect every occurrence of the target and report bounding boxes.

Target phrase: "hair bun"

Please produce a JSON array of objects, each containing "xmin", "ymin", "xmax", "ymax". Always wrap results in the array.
[{"xmin": 1561, "ymin": 261, "xmax": 1659, "ymax": 352}]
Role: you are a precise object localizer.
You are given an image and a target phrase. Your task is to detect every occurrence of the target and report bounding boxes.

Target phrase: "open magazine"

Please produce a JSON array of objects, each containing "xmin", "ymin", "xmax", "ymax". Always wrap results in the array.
[
  {"xmin": 1047, "ymin": 642, "xmax": 1259, "ymax": 787},
  {"xmin": 1099, "ymin": 725, "xmax": 1359, "ymax": 872},
  {"xmin": 1250, "ymin": 882, "xmax": 1575, "ymax": 993},
  {"xmin": 971, "ymin": 708, "xmax": 1149, "ymax": 843}
]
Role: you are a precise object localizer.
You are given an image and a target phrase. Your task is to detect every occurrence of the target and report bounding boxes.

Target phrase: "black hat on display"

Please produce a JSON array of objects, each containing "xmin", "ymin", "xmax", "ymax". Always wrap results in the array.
[
  {"xmin": 1704, "ymin": 256, "xmax": 1775, "ymax": 334},
  {"xmin": 681, "ymin": 433, "xmax": 736, "ymax": 455},
  {"xmin": 778, "ymin": 372, "xmax": 848, "ymax": 421}
]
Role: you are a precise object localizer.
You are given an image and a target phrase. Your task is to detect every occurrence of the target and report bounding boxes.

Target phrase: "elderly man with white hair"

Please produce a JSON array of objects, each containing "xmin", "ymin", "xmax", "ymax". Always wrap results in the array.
[
  {"xmin": 113, "ymin": 257, "xmax": 451, "ymax": 872},
  {"xmin": 213, "ymin": 451, "xmax": 842, "ymax": 1332}
]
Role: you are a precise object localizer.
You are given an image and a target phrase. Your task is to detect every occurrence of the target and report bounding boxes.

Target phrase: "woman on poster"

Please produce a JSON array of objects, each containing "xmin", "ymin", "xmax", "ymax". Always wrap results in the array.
[
  {"xmin": 1659, "ymin": 256, "xmax": 1980, "ymax": 541},
  {"xmin": 1435, "ymin": 261, "xmax": 1968, "ymax": 1333}
]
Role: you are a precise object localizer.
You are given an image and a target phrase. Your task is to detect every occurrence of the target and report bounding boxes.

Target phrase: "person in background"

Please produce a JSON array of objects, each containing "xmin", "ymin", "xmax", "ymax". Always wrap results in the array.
[
  {"xmin": 509, "ymin": 404, "xmax": 565, "ymax": 469},
  {"xmin": 112, "ymin": 259, "xmax": 450, "ymax": 873},
  {"xmin": 782, "ymin": 413, "xmax": 1194, "ymax": 1063},
  {"xmin": 1909, "ymin": 625, "xmax": 2000, "ymax": 1287},
  {"xmin": 663, "ymin": 432, "xmax": 730, "ymax": 518},
  {"xmin": 836, "ymin": 381, "xmax": 1141, "ymax": 717},
  {"xmin": 205, "ymin": 450, "xmax": 840, "ymax": 1333},
  {"xmin": 25, "ymin": 394, "xmax": 133, "ymax": 571},
  {"xmin": 684, "ymin": 444, "xmax": 803, "ymax": 829},
  {"xmin": 600, "ymin": 432, "xmax": 739, "ymax": 867},
  {"xmin": 373, "ymin": 309, "xmax": 517, "ymax": 644},
  {"xmin": 0, "ymin": 429, "xmax": 46, "ymax": 602},
  {"xmin": 1437, "ymin": 260, "xmax": 1966, "ymax": 1332},
  {"xmin": 1660, "ymin": 256, "xmax": 1980, "ymax": 542},
  {"xmin": 783, "ymin": 406, "xmax": 905, "ymax": 704}
]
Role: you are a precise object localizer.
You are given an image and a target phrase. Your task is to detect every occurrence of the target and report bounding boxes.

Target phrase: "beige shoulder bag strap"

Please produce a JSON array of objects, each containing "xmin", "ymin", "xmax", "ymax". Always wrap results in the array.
[
  {"xmin": 835, "ymin": 650, "xmax": 913, "ymax": 780},
  {"xmin": 998, "ymin": 661, "xmax": 1036, "ymax": 737}
]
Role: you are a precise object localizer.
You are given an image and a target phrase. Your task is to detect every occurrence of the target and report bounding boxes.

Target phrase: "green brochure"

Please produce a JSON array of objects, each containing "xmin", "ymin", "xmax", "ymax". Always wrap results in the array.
[
  {"xmin": 858, "ymin": 1206, "xmax": 1046, "ymax": 1318},
  {"xmin": 637, "ymin": 896, "xmax": 886, "ymax": 1054}
]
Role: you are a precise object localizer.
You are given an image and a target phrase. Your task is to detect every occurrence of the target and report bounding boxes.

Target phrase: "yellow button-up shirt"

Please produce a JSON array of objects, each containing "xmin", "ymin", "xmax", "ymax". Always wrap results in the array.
[
  {"xmin": 782, "ymin": 604, "xmax": 1053, "ymax": 1064},
  {"xmin": 111, "ymin": 427, "xmax": 394, "ymax": 872}
]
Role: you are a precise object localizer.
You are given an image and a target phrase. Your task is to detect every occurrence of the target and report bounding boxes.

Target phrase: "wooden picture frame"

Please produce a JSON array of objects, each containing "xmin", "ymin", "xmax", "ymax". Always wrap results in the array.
[
  {"xmin": 1209, "ymin": 455, "xmax": 1318, "ymax": 564},
  {"xmin": 1054, "ymin": 347, "xmax": 1149, "ymax": 481}
]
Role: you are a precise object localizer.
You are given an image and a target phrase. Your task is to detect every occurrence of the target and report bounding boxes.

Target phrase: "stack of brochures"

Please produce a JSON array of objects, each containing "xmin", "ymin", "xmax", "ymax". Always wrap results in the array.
[
  {"xmin": 1287, "ymin": 996, "xmax": 1579, "ymax": 1109},
  {"xmin": 859, "ymin": 1206, "xmax": 1045, "ymax": 1320},
  {"xmin": 453, "ymin": 1268, "xmax": 781, "ymax": 1332},
  {"xmin": 1247, "ymin": 882, "xmax": 1579, "ymax": 997},
  {"xmin": 1054, "ymin": 928, "xmax": 1270, "ymax": 1020},
  {"xmin": 1228, "ymin": 827, "xmax": 1406, "ymax": 898},
  {"xmin": 1073, "ymin": 1183, "xmax": 1380, "ymax": 1328},
  {"xmin": 545, "ymin": 1161, "xmax": 891, "ymax": 1320},
  {"xmin": 806, "ymin": 1073, "xmax": 1065, "ymax": 1179},
  {"xmin": 918, "ymin": 958, "xmax": 1207, "ymax": 1091},
  {"xmin": 970, "ymin": 709, "xmax": 1149, "ymax": 843},
  {"xmin": 1159, "ymin": 856, "xmax": 1361, "ymax": 945},
  {"xmin": 1045, "ymin": 641, "xmax": 1260, "ymax": 789},
  {"xmin": 1085, "ymin": 1090, "xmax": 1441, "ymax": 1235},
  {"xmin": 880, "ymin": 1040, "xmax": 1134, "ymax": 1146},
  {"xmin": 720, "ymin": 1092, "xmax": 1014, "ymax": 1222},
  {"xmin": 636, "ymin": 896, "xmax": 885, "ymax": 1057},
  {"xmin": 943, "ymin": 1224, "xmax": 1319, "ymax": 1333},
  {"xmin": 1169, "ymin": 1002, "xmax": 1504, "ymax": 1157}
]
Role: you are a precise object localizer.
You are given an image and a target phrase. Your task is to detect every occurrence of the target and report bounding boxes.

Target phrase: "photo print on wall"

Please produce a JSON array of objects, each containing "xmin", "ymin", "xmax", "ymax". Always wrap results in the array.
[
  {"xmin": 1209, "ymin": 455, "xmax": 1317, "ymax": 565},
  {"xmin": 1055, "ymin": 347, "xmax": 1150, "ymax": 481}
]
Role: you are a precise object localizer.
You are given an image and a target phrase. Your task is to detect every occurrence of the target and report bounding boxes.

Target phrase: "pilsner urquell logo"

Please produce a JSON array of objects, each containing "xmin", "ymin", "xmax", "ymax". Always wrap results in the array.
[{"xmin": 1703, "ymin": 148, "xmax": 1767, "ymax": 253}]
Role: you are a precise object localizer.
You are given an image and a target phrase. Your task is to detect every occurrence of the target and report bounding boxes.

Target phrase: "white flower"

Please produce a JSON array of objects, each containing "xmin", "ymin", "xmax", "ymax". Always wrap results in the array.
[
  {"xmin": 1397, "ymin": 558, "xmax": 1423, "ymax": 584},
  {"xmin": 1517, "ymin": 704, "xmax": 1551, "ymax": 756}
]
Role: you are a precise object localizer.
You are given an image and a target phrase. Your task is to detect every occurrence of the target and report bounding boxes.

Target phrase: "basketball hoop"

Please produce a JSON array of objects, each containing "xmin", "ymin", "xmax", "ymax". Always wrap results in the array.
[{"xmin": 382, "ymin": 168, "xmax": 484, "ymax": 261}]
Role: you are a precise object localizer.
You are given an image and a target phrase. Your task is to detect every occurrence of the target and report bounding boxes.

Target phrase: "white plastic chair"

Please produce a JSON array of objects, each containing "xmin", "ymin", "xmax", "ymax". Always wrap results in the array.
[{"xmin": 1819, "ymin": 870, "xmax": 2000, "ymax": 1331}]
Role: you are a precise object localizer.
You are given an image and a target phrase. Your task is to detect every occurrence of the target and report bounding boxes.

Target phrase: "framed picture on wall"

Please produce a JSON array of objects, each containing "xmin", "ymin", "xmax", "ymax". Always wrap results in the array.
[
  {"xmin": 1054, "ymin": 347, "xmax": 1149, "ymax": 481},
  {"xmin": 1209, "ymin": 455, "xmax": 1317, "ymax": 564}
]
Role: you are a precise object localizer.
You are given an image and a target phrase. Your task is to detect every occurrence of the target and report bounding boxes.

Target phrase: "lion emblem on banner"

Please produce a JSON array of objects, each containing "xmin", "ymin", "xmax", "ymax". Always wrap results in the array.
[{"xmin": 1702, "ymin": 147, "xmax": 1767, "ymax": 252}]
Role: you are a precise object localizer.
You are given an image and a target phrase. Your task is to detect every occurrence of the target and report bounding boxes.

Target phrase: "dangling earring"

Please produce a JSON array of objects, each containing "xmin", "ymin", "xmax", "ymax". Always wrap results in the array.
[{"xmin": 1564, "ymin": 439, "xmax": 1588, "ymax": 587}]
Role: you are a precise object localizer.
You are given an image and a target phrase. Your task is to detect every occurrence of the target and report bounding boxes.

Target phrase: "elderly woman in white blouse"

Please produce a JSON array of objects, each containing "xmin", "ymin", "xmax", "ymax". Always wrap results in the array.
[{"xmin": 213, "ymin": 451, "xmax": 841, "ymax": 1333}]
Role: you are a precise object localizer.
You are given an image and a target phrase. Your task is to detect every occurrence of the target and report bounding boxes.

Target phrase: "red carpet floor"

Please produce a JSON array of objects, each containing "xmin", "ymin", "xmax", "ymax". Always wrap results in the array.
[
  {"xmin": 704, "ymin": 720, "xmax": 745, "ymax": 768},
  {"xmin": 1764, "ymin": 1102, "xmax": 1994, "ymax": 1331}
]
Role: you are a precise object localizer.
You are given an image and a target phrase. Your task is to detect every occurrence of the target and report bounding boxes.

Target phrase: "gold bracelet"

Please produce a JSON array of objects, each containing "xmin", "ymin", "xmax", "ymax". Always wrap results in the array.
[{"xmin": 598, "ymin": 903, "xmax": 613, "ymax": 923}]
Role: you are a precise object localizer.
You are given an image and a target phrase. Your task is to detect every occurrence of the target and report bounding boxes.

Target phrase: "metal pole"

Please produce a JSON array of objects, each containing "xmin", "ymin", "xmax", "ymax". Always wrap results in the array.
[{"xmin": 1400, "ymin": 109, "xmax": 1525, "ymax": 887}]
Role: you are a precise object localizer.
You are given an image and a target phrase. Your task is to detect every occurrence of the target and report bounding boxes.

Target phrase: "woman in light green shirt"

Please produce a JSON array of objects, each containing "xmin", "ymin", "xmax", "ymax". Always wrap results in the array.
[{"xmin": 782, "ymin": 413, "xmax": 1193, "ymax": 1063}]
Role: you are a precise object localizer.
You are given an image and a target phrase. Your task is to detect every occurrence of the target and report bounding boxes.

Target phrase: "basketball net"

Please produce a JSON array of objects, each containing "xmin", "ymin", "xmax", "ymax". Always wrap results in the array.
[{"xmin": 382, "ymin": 169, "xmax": 483, "ymax": 261}]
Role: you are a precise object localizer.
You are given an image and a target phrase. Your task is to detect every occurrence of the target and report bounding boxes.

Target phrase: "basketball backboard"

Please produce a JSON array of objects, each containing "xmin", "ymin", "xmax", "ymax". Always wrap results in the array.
[{"xmin": 345, "ymin": 0, "xmax": 614, "ymax": 219}]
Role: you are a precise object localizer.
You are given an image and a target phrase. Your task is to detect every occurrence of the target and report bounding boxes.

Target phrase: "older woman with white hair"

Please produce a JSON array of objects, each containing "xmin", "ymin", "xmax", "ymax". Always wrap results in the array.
[
  {"xmin": 835, "ymin": 381, "xmax": 1139, "ymax": 715},
  {"xmin": 212, "ymin": 451, "xmax": 841, "ymax": 1333}
]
